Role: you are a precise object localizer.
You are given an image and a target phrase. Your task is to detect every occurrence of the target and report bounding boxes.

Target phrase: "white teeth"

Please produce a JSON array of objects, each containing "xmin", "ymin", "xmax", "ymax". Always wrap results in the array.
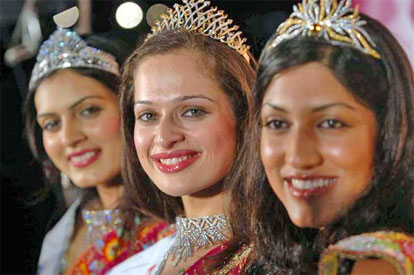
[
  {"xmin": 71, "ymin": 151, "xmax": 97, "ymax": 162},
  {"xmin": 290, "ymin": 178, "xmax": 336, "ymax": 190},
  {"xmin": 159, "ymin": 155, "xmax": 190, "ymax": 165}
]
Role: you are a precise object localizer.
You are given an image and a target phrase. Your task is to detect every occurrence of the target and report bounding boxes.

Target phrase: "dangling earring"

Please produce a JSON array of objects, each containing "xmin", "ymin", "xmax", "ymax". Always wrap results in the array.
[
  {"xmin": 60, "ymin": 172, "xmax": 71, "ymax": 189},
  {"xmin": 60, "ymin": 172, "xmax": 79, "ymax": 206}
]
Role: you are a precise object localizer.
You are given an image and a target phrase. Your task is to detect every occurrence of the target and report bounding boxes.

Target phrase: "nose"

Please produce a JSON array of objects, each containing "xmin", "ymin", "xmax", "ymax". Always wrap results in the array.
[
  {"xmin": 61, "ymin": 118, "xmax": 86, "ymax": 147},
  {"xmin": 154, "ymin": 116, "xmax": 185, "ymax": 149},
  {"xmin": 285, "ymin": 127, "xmax": 323, "ymax": 169}
]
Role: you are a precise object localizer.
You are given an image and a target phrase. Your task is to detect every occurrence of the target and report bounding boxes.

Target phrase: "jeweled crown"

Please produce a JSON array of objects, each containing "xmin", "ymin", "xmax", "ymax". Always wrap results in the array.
[
  {"xmin": 271, "ymin": 0, "xmax": 381, "ymax": 59},
  {"xmin": 29, "ymin": 9, "xmax": 120, "ymax": 91},
  {"xmin": 147, "ymin": 0, "xmax": 250, "ymax": 58}
]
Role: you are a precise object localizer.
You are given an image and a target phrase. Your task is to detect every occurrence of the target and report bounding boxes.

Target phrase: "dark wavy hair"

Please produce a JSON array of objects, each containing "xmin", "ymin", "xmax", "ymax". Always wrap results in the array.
[
  {"xmin": 119, "ymin": 30, "xmax": 255, "ymax": 223},
  {"xmin": 230, "ymin": 14, "xmax": 414, "ymax": 273},
  {"xmin": 23, "ymin": 35, "xmax": 130, "ymax": 199}
]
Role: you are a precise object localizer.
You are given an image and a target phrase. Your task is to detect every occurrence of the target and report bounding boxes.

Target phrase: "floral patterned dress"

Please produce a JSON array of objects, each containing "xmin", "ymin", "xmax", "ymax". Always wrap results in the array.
[{"xmin": 67, "ymin": 219, "xmax": 174, "ymax": 275}]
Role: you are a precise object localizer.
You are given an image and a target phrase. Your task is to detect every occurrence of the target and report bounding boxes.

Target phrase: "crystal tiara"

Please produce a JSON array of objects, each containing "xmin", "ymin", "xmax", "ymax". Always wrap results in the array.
[
  {"xmin": 147, "ymin": 0, "xmax": 250, "ymax": 59},
  {"xmin": 271, "ymin": 0, "xmax": 381, "ymax": 59},
  {"xmin": 29, "ymin": 27, "xmax": 120, "ymax": 90}
]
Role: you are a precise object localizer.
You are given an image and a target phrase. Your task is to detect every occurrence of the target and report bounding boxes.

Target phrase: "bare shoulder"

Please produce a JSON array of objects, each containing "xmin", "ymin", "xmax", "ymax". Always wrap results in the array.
[{"xmin": 351, "ymin": 258, "xmax": 399, "ymax": 275}]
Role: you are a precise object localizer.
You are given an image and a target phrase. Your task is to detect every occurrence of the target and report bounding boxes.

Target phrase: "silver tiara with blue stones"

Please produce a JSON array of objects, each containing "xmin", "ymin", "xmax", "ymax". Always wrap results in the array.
[{"xmin": 29, "ymin": 8, "xmax": 120, "ymax": 90}]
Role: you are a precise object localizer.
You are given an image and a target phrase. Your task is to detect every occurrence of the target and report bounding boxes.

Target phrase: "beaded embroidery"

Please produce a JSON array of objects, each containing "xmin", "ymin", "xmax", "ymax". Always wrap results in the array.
[
  {"xmin": 81, "ymin": 209, "xmax": 122, "ymax": 248},
  {"xmin": 319, "ymin": 231, "xmax": 414, "ymax": 275}
]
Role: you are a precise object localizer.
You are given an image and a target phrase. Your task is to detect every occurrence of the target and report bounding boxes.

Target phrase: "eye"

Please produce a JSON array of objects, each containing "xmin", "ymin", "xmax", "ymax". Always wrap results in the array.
[
  {"xmin": 182, "ymin": 108, "xmax": 206, "ymax": 118},
  {"xmin": 80, "ymin": 106, "xmax": 101, "ymax": 117},
  {"xmin": 42, "ymin": 120, "xmax": 60, "ymax": 132},
  {"xmin": 318, "ymin": 119, "xmax": 347, "ymax": 129},
  {"xmin": 138, "ymin": 112, "xmax": 157, "ymax": 122},
  {"xmin": 264, "ymin": 119, "xmax": 290, "ymax": 130}
]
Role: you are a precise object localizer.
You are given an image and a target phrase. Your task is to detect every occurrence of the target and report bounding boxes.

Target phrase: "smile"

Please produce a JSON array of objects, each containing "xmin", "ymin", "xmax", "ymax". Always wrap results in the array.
[
  {"xmin": 284, "ymin": 177, "xmax": 337, "ymax": 199},
  {"xmin": 152, "ymin": 150, "xmax": 201, "ymax": 173},
  {"xmin": 160, "ymin": 155, "xmax": 192, "ymax": 165},
  {"xmin": 67, "ymin": 149, "xmax": 101, "ymax": 168}
]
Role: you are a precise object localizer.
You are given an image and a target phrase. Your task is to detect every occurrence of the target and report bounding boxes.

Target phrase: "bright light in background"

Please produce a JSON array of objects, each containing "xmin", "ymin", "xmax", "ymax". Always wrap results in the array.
[
  {"xmin": 115, "ymin": 2, "xmax": 143, "ymax": 29},
  {"xmin": 146, "ymin": 4, "xmax": 168, "ymax": 27}
]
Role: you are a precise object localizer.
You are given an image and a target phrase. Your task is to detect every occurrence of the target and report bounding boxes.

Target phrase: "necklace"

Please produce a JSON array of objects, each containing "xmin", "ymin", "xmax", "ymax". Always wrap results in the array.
[
  {"xmin": 81, "ymin": 208, "xmax": 122, "ymax": 247},
  {"xmin": 156, "ymin": 214, "xmax": 229, "ymax": 274}
]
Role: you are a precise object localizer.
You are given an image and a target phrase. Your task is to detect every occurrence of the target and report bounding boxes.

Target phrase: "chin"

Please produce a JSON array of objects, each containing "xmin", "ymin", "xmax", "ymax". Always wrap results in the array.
[
  {"xmin": 292, "ymin": 214, "xmax": 336, "ymax": 229},
  {"xmin": 292, "ymin": 220, "xmax": 317, "ymax": 229},
  {"xmin": 154, "ymin": 181, "xmax": 194, "ymax": 197},
  {"xmin": 71, "ymin": 181, "xmax": 97, "ymax": 189},
  {"xmin": 160, "ymin": 189, "xmax": 184, "ymax": 197},
  {"xmin": 288, "ymin": 211, "xmax": 320, "ymax": 229},
  {"xmin": 70, "ymin": 174, "xmax": 105, "ymax": 189}
]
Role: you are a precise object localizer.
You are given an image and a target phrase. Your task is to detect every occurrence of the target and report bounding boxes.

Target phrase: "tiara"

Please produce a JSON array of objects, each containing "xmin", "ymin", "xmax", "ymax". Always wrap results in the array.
[
  {"xmin": 271, "ymin": 0, "xmax": 381, "ymax": 59},
  {"xmin": 29, "ymin": 8, "xmax": 120, "ymax": 90},
  {"xmin": 147, "ymin": 0, "xmax": 250, "ymax": 59}
]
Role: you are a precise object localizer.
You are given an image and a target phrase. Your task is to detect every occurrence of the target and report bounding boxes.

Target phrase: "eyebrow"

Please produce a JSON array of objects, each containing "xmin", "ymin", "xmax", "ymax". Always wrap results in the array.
[
  {"xmin": 263, "ymin": 102, "xmax": 355, "ymax": 113},
  {"xmin": 263, "ymin": 103, "xmax": 288, "ymax": 113},
  {"xmin": 311, "ymin": 103, "xmax": 356, "ymax": 112},
  {"xmin": 134, "ymin": 95, "xmax": 215, "ymax": 106},
  {"xmin": 37, "ymin": 96, "xmax": 103, "ymax": 118}
]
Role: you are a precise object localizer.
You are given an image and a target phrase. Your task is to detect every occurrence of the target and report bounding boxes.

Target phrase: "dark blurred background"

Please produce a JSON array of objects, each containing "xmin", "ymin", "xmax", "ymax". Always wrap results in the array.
[
  {"xmin": 0, "ymin": 1, "xmax": 297, "ymax": 273},
  {"xmin": 2, "ymin": 0, "xmax": 413, "ymax": 273}
]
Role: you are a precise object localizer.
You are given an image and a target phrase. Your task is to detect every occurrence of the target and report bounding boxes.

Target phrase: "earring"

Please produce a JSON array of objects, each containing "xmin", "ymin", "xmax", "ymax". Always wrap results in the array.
[
  {"xmin": 60, "ymin": 172, "xmax": 79, "ymax": 206},
  {"xmin": 60, "ymin": 172, "xmax": 71, "ymax": 189}
]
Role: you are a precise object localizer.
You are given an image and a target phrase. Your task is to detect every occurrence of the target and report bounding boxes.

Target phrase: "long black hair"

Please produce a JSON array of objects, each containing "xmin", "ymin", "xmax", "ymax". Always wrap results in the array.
[{"xmin": 231, "ymin": 14, "xmax": 414, "ymax": 273}]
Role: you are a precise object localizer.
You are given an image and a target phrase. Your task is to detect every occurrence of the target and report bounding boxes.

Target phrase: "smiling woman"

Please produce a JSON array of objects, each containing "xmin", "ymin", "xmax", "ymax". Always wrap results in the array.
[
  {"xmin": 229, "ymin": 0, "xmax": 414, "ymax": 273},
  {"xmin": 110, "ymin": 29, "xmax": 255, "ymax": 273},
  {"xmin": 133, "ymin": 49, "xmax": 237, "ymax": 201},
  {"xmin": 34, "ymin": 70, "xmax": 122, "ymax": 191},
  {"xmin": 108, "ymin": 0, "xmax": 256, "ymax": 273},
  {"xmin": 23, "ymin": 27, "xmax": 169, "ymax": 275},
  {"xmin": 260, "ymin": 61, "xmax": 377, "ymax": 228}
]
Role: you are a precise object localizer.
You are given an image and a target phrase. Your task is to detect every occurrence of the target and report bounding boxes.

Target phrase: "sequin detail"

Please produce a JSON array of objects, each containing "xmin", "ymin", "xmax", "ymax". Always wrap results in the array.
[{"xmin": 319, "ymin": 231, "xmax": 414, "ymax": 275}]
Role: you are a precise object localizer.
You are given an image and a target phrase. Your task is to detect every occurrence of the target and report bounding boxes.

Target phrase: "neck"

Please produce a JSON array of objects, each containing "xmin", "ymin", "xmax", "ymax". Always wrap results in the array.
[
  {"xmin": 181, "ymin": 182, "xmax": 229, "ymax": 218},
  {"xmin": 95, "ymin": 180, "xmax": 124, "ymax": 209}
]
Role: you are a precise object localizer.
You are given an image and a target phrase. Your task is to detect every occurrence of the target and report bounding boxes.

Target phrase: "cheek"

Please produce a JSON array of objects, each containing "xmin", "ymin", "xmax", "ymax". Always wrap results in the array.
[
  {"xmin": 133, "ymin": 125, "xmax": 151, "ymax": 160},
  {"xmin": 42, "ymin": 133, "xmax": 60, "ymax": 159},
  {"xmin": 93, "ymin": 114, "xmax": 121, "ymax": 138},
  {"xmin": 322, "ymin": 132, "xmax": 375, "ymax": 173},
  {"xmin": 260, "ymin": 132, "xmax": 283, "ymax": 172},
  {"xmin": 197, "ymin": 118, "xmax": 236, "ymax": 155}
]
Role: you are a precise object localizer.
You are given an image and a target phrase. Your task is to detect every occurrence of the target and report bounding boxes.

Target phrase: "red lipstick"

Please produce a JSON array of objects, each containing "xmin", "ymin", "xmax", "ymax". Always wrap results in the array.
[
  {"xmin": 151, "ymin": 150, "xmax": 201, "ymax": 173},
  {"xmin": 67, "ymin": 149, "xmax": 101, "ymax": 168}
]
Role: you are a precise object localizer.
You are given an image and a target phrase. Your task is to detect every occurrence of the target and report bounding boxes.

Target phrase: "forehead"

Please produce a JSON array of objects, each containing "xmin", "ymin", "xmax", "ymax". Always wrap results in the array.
[
  {"xmin": 133, "ymin": 49, "xmax": 225, "ymax": 102},
  {"xmin": 35, "ymin": 69, "xmax": 116, "ymax": 111},
  {"xmin": 264, "ymin": 62, "xmax": 357, "ymax": 106}
]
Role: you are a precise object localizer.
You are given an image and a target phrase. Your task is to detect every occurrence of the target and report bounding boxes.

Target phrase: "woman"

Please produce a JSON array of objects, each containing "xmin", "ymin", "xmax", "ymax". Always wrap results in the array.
[
  {"xmin": 109, "ymin": 0, "xmax": 255, "ymax": 273},
  {"xmin": 233, "ymin": 0, "xmax": 414, "ymax": 273},
  {"xmin": 25, "ymin": 19, "xmax": 168, "ymax": 274}
]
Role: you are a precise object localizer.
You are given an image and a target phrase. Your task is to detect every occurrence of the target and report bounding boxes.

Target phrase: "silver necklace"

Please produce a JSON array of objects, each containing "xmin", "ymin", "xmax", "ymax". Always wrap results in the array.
[{"xmin": 156, "ymin": 214, "xmax": 229, "ymax": 274}]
